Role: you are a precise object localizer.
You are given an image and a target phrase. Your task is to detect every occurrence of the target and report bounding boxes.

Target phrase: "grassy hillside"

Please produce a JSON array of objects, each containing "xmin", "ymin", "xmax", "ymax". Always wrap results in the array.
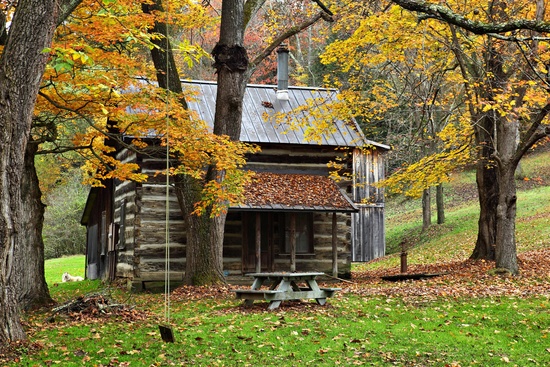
[{"xmin": 361, "ymin": 148, "xmax": 550, "ymax": 271}]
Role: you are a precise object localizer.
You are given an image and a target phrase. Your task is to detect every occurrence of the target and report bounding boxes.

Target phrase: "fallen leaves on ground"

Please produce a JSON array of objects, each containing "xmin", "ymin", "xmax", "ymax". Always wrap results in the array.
[
  {"xmin": 176, "ymin": 248, "xmax": 550, "ymax": 310},
  {"xmin": 0, "ymin": 341, "xmax": 42, "ymax": 365},
  {"xmin": 50, "ymin": 292, "xmax": 153, "ymax": 323},
  {"xmin": 347, "ymin": 248, "xmax": 550, "ymax": 302}
]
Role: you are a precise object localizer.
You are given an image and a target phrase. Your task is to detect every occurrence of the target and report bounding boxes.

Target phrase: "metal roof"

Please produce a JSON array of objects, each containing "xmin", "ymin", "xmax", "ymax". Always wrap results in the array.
[{"xmin": 183, "ymin": 80, "xmax": 389, "ymax": 149}]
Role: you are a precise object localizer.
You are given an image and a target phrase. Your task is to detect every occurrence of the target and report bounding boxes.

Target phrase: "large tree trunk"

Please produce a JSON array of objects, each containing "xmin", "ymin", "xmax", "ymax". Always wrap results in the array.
[
  {"xmin": 471, "ymin": 155, "xmax": 498, "ymax": 260},
  {"xmin": 16, "ymin": 141, "xmax": 53, "ymax": 310},
  {"xmin": 470, "ymin": 115, "xmax": 499, "ymax": 260},
  {"xmin": 0, "ymin": 0, "xmax": 57, "ymax": 343},
  {"xmin": 495, "ymin": 166, "xmax": 519, "ymax": 273},
  {"xmin": 174, "ymin": 174, "xmax": 225, "ymax": 285},
  {"xmin": 494, "ymin": 118, "xmax": 520, "ymax": 274},
  {"xmin": 211, "ymin": 2, "xmax": 248, "ymax": 139}
]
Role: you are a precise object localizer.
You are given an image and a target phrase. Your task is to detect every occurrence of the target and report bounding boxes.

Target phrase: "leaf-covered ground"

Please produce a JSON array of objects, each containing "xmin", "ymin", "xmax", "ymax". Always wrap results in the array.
[
  {"xmin": 169, "ymin": 248, "xmax": 550, "ymax": 308},
  {"xmin": 348, "ymin": 248, "xmax": 550, "ymax": 301}
]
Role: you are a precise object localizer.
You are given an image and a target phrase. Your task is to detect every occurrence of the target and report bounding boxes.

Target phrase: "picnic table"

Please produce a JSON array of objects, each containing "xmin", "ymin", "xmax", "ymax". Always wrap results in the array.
[{"xmin": 232, "ymin": 272, "xmax": 341, "ymax": 310}]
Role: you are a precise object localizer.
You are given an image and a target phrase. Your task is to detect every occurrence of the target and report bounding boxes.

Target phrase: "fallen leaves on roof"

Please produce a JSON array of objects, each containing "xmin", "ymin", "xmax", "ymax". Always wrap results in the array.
[{"xmin": 240, "ymin": 172, "xmax": 353, "ymax": 210}]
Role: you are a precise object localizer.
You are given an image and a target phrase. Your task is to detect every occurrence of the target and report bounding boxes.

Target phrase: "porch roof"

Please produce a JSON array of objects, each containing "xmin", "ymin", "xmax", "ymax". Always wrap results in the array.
[{"xmin": 230, "ymin": 172, "xmax": 358, "ymax": 213}]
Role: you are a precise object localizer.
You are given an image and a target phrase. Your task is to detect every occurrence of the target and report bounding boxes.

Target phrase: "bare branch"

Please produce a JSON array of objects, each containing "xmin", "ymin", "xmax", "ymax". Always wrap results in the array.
[
  {"xmin": 249, "ymin": 11, "xmax": 332, "ymax": 72},
  {"xmin": 486, "ymin": 33, "xmax": 550, "ymax": 42},
  {"xmin": 391, "ymin": 0, "xmax": 550, "ymax": 34},
  {"xmin": 312, "ymin": 0, "xmax": 333, "ymax": 16},
  {"xmin": 516, "ymin": 102, "xmax": 550, "ymax": 162},
  {"xmin": 244, "ymin": 0, "xmax": 267, "ymax": 31}
]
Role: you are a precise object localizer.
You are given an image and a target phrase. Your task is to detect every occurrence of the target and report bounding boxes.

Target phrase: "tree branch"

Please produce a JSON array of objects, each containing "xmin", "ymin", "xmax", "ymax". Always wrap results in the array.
[
  {"xmin": 244, "ymin": 0, "xmax": 267, "ymax": 31},
  {"xmin": 56, "ymin": 0, "xmax": 83, "ymax": 26},
  {"xmin": 516, "ymin": 102, "xmax": 550, "ymax": 162},
  {"xmin": 312, "ymin": 0, "xmax": 333, "ymax": 16},
  {"xmin": 0, "ymin": 10, "xmax": 7, "ymax": 46},
  {"xmin": 249, "ymin": 10, "xmax": 333, "ymax": 72},
  {"xmin": 390, "ymin": 0, "xmax": 550, "ymax": 34}
]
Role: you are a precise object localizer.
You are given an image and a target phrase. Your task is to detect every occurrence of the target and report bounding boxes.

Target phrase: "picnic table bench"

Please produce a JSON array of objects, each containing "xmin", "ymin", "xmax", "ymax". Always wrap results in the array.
[{"xmin": 232, "ymin": 272, "xmax": 341, "ymax": 310}]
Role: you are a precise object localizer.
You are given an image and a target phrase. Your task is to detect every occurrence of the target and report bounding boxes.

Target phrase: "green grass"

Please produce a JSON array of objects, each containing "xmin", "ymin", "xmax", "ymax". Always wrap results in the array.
[
  {"xmin": 44, "ymin": 255, "xmax": 85, "ymax": 286},
  {"xmin": 44, "ymin": 255, "xmax": 104, "ymax": 301},
  {"xmin": 6, "ymin": 149, "xmax": 549, "ymax": 366},
  {"xmin": 17, "ymin": 281, "xmax": 550, "ymax": 366}
]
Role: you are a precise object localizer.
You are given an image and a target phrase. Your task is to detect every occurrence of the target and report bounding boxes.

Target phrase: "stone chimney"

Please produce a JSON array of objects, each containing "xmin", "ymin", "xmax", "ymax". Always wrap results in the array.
[{"xmin": 276, "ymin": 43, "xmax": 290, "ymax": 101}]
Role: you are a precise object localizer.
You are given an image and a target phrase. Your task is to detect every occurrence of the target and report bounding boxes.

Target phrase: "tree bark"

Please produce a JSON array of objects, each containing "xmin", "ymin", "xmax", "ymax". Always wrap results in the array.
[
  {"xmin": 0, "ymin": 0, "xmax": 58, "ymax": 343},
  {"xmin": 494, "ymin": 165, "xmax": 519, "ymax": 273},
  {"xmin": 174, "ymin": 174, "xmax": 225, "ymax": 285},
  {"xmin": 436, "ymin": 184, "xmax": 445, "ymax": 225},
  {"xmin": 16, "ymin": 141, "xmax": 53, "ymax": 310},
  {"xmin": 421, "ymin": 187, "xmax": 431, "ymax": 231},
  {"xmin": 212, "ymin": 1, "xmax": 248, "ymax": 139},
  {"xmin": 470, "ymin": 127, "xmax": 498, "ymax": 261},
  {"xmin": 493, "ymin": 116, "xmax": 520, "ymax": 273}
]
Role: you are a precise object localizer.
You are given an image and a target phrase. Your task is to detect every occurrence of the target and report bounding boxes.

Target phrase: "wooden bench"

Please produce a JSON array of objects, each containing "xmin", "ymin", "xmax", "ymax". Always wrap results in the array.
[{"xmin": 232, "ymin": 289, "xmax": 285, "ymax": 301}]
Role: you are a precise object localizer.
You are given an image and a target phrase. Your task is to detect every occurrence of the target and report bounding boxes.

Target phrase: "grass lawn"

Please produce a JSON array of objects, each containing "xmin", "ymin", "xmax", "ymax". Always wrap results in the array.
[
  {"xmin": 5, "ymin": 248, "xmax": 547, "ymax": 367},
  {"xmin": 2, "ymin": 151, "xmax": 549, "ymax": 366}
]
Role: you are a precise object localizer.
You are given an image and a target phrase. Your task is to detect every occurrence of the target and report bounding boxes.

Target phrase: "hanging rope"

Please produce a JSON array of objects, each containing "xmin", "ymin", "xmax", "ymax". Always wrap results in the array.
[{"xmin": 164, "ymin": 0, "xmax": 171, "ymax": 327}]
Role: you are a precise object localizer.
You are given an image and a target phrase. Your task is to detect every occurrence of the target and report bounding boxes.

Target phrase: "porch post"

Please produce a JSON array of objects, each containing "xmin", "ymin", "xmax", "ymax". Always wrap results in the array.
[
  {"xmin": 332, "ymin": 212, "xmax": 338, "ymax": 277},
  {"xmin": 255, "ymin": 212, "xmax": 261, "ymax": 273},
  {"xmin": 290, "ymin": 212, "xmax": 296, "ymax": 272},
  {"xmin": 268, "ymin": 213, "xmax": 274, "ymax": 271}
]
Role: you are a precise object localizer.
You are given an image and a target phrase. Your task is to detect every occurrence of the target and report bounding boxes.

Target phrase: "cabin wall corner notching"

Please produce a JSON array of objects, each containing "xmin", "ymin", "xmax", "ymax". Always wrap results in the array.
[{"xmin": 81, "ymin": 81, "xmax": 390, "ymax": 288}]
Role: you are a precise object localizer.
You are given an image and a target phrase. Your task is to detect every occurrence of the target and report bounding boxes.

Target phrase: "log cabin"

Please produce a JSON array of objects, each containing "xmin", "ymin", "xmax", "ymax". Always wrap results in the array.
[{"xmin": 81, "ymin": 47, "xmax": 390, "ymax": 290}]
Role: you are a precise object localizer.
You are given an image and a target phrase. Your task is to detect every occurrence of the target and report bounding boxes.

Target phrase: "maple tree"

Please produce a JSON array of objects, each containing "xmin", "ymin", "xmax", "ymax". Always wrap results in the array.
[
  {"xmin": 320, "ymin": 2, "xmax": 471, "ymax": 231},
  {"xmin": 2, "ymin": 0, "xmax": 216, "ymax": 342},
  {"xmin": 387, "ymin": 0, "xmax": 550, "ymax": 274},
  {"xmin": 322, "ymin": 0, "xmax": 550, "ymax": 274}
]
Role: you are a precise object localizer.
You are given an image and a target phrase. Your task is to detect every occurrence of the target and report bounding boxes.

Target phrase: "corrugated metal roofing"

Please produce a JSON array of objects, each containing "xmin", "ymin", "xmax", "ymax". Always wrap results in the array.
[{"xmin": 183, "ymin": 80, "xmax": 389, "ymax": 149}]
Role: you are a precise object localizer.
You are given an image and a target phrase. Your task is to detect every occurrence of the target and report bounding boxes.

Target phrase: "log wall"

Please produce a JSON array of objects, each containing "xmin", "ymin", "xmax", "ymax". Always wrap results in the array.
[{"xmin": 111, "ymin": 143, "xmax": 381, "ymax": 284}]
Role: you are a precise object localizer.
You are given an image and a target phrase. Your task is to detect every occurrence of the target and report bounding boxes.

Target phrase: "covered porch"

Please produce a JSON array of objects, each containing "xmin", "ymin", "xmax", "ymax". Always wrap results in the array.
[{"xmin": 232, "ymin": 172, "xmax": 358, "ymax": 277}]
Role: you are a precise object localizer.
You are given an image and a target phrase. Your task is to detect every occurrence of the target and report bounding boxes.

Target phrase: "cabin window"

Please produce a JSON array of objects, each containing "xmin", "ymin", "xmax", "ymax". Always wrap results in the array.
[{"xmin": 284, "ymin": 213, "xmax": 314, "ymax": 254}]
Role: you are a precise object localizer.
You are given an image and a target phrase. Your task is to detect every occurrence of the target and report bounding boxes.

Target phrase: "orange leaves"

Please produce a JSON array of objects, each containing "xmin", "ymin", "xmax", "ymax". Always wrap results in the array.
[
  {"xmin": 170, "ymin": 133, "xmax": 259, "ymax": 217},
  {"xmin": 241, "ymin": 172, "xmax": 353, "ymax": 209},
  {"xmin": 36, "ymin": 0, "xmax": 216, "ymax": 188}
]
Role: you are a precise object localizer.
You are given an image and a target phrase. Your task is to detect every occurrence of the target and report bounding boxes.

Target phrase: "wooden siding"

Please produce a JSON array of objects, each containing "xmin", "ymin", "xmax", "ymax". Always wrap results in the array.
[
  {"xmin": 352, "ymin": 148, "xmax": 386, "ymax": 261},
  {"xmin": 108, "ymin": 144, "xmax": 371, "ymax": 284},
  {"xmin": 113, "ymin": 149, "xmax": 138, "ymax": 279},
  {"xmin": 352, "ymin": 205, "xmax": 385, "ymax": 261}
]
